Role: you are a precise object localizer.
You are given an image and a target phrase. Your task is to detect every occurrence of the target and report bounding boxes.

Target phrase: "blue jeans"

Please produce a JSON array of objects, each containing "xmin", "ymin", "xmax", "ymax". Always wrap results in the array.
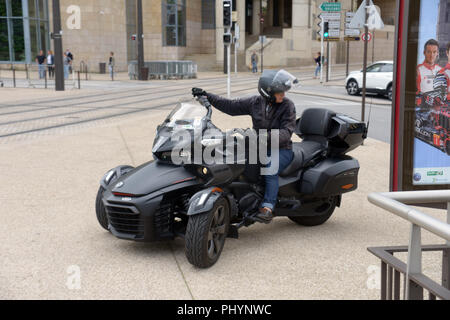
[
  {"xmin": 261, "ymin": 149, "xmax": 294, "ymax": 211},
  {"xmin": 38, "ymin": 64, "xmax": 45, "ymax": 79},
  {"xmin": 64, "ymin": 65, "xmax": 70, "ymax": 79},
  {"xmin": 252, "ymin": 62, "xmax": 258, "ymax": 73},
  {"xmin": 315, "ymin": 65, "xmax": 321, "ymax": 77}
]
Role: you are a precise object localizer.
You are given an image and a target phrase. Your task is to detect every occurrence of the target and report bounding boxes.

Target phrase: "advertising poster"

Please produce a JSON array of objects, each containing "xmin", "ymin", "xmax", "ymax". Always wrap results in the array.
[{"xmin": 413, "ymin": 0, "xmax": 450, "ymax": 185}]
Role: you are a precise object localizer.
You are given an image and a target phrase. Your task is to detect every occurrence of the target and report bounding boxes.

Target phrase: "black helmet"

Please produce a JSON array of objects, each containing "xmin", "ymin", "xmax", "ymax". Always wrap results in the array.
[{"xmin": 258, "ymin": 69, "xmax": 299, "ymax": 102}]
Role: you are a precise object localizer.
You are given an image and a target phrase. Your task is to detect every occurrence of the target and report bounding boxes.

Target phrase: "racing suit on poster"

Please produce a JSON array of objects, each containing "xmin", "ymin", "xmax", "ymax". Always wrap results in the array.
[{"xmin": 416, "ymin": 61, "xmax": 442, "ymax": 102}]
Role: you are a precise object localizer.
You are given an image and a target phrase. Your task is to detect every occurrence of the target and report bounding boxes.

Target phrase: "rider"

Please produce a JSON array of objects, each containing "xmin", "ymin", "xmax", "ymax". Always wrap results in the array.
[{"xmin": 192, "ymin": 70, "xmax": 298, "ymax": 223}]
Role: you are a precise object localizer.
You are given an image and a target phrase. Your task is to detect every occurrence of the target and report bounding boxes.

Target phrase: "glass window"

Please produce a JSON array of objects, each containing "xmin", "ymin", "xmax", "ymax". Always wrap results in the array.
[
  {"xmin": 0, "ymin": 18, "xmax": 9, "ymax": 60},
  {"xmin": 201, "ymin": 0, "xmax": 215, "ymax": 29},
  {"xmin": 162, "ymin": 0, "xmax": 186, "ymax": 47},
  {"xmin": 0, "ymin": 0, "xmax": 7, "ymax": 17},
  {"xmin": 0, "ymin": 0, "xmax": 49, "ymax": 62},
  {"xmin": 38, "ymin": 0, "xmax": 45, "ymax": 19},
  {"xmin": 126, "ymin": 0, "xmax": 137, "ymax": 62},
  {"xmin": 11, "ymin": 0, "xmax": 23, "ymax": 17},
  {"xmin": 366, "ymin": 64, "xmax": 383, "ymax": 72},
  {"xmin": 29, "ymin": 19, "xmax": 38, "ymax": 57},
  {"xmin": 11, "ymin": 18, "xmax": 25, "ymax": 61},
  {"xmin": 28, "ymin": 0, "xmax": 36, "ymax": 17},
  {"xmin": 380, "ymin": 64, "xmax": 394, "ymax": 72},
  {"xmin": 39, "ymin": 20, "xmax": 47, "ymax": 52},
  {"xmin": 165, "ymin": 26, "xmax": 176, "ymax": 46}
]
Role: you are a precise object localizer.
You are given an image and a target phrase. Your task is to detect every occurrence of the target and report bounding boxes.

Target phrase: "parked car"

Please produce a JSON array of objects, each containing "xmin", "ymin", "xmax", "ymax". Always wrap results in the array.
[{"xmin": 345, "ymin": 61, "xmax": 394, "ymax": 100}]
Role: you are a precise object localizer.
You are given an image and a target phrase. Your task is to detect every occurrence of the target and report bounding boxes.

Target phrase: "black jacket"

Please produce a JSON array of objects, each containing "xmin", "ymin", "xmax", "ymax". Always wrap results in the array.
[{"xmin": 206, "ymin": 93, "xmax": 297, "ymax": 150}]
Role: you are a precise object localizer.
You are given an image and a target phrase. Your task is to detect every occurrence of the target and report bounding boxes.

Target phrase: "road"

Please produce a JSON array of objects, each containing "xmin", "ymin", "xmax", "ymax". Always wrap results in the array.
[{"xmin": 0, "ymin": 75, "xmax": 391, "ymax": 144}]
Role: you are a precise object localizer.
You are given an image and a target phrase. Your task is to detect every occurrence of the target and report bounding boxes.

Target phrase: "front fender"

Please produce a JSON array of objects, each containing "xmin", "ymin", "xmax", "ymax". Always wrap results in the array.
[
  {"xmin": 187, "ymin": 187, "xmax": 224, "ymax": 216},
  {"xmin": 100, "ymin": 165, "xmax": 134, "ymax": 189}
]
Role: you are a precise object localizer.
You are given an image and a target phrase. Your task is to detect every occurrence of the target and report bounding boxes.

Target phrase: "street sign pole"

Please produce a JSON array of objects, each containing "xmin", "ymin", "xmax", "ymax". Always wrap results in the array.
[
  {"xmin": 346, "ymin": 2, "xmax": 354, "ymax": 77},
  {"xmin": 227, "ymin": 39, "xmax": 231, "ymax": 98},
  {"xmin": 362, "ymin": 0, "xmax": 369, "ymax": 122},
  {"xmin": 326, "ymin": 39, "xmax": 329, "ymax": 82},
  {"xmin": 329, "ymin": 41, "xmax": 332, "ymax": 81},
  {"xmin": 320, "ymin": 15, "xmax": 324, "ymax": 83},
  {"xmin": 234, "ymin": 24, "xmax": 239, "ymax": 74}
]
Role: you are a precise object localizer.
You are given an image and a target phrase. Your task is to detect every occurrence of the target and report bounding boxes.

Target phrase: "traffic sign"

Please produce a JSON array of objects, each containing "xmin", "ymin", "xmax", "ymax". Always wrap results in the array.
[
  {"xmin": 345, "ymin": 29, "xmax": 360, "ymax": 37},
  {"xmin": 317, "ymin": 37, "xmax": 340, "ymax": 42},
  {"xmin": 361, "ymin": 32, "xmax": 373, "ymax": 42},
  {"xmin": 344, "ymin": 36, "xmax": 360, "ymax": 41},
  {"xmin": 320, "ymin": 2, "xmax": 341, "ymax": 12},
  {"xmin": 349, "ymin": 0, "xmax": 384, "ymax": 30},
  {"xmin": 318, "ymin": 20, "xmax": 340, "ymax": 28},
  {"xmin": 319, "ymin": 12, "xmax": 341, "ymax": 20},
  {"xmin": 327, "ymin": 29, "xmax": 340, "ymax": 37}
]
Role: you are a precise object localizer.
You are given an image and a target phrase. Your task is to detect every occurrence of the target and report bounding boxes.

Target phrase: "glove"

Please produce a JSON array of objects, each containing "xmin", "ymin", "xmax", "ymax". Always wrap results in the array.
[{"xmin": 192, "ymin": 87, "xmax": 207, "ymax": 97}]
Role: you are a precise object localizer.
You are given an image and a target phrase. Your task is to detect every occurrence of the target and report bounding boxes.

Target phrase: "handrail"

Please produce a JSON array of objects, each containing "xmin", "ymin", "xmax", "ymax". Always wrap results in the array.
[
  {"xmin": 368, "ymin": 191, "xmax": 450, "ymax": 242},
  {"xmin": 368, "ymin": 190, "xmax": 450, "ymax": 300}
]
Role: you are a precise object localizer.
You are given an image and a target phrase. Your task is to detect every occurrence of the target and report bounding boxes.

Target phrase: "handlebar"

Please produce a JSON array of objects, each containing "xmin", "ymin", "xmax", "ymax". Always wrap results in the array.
[{"xmin": 196, "ymin": 95, "xmax": 212, "ymax": 120}]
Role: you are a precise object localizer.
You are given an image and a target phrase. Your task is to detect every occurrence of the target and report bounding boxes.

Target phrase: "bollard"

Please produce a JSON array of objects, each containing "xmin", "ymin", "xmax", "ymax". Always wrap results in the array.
[
  {"xmin": 45, "ymin": 70, "xmax": 47, "ymax": 89},
  {"xmin": 85, "ymin": 65, "xmax": 88, "ymax": 81},
  {"xmin": 77, "ymin": 71, "xmax": 81, "ymax": 89}
]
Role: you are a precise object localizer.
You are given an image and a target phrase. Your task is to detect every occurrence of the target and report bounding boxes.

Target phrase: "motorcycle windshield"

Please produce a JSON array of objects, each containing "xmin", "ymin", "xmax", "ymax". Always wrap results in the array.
[
  {"xmin": 164, "ymin": 100, "xmax": 207, "ymax": 131},
  {"xmin": 152, "ymin": 100, "xmax": 207, "ymax": 153}
]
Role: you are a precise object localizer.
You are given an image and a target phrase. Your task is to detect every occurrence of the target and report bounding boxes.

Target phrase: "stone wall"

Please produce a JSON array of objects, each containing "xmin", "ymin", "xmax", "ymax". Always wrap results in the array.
[
  {"xmin": 50, "ymin": 0, "xmax": 129, "ymax": 72},
  {"xmin": 48, "ymin": 0, "xmax": 216, "ymax": 72}
]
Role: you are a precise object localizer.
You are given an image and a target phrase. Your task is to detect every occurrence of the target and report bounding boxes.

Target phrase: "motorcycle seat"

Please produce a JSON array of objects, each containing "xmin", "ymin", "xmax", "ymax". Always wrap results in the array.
[
  {"xmin": 280, "ymin": 140, "xmax": 326, "ymax": 177},
  {"xmin": 280, "ymin": 108, "xmax": 335, "ymax": 177}
]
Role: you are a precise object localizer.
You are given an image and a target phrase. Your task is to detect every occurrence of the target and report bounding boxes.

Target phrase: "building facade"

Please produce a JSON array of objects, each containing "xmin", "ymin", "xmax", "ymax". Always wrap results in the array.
[{"xmin": 0, "ymin": 0, "xmax": 397, "ymax": 72}]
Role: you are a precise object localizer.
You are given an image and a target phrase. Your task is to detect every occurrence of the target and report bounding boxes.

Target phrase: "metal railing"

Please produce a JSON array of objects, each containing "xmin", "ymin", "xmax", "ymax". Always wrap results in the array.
[
  {"xmin": 128, "ymin": 60, "xmax": 197, "ymax": 80},
  {"xmin": 368, "ymin": 190, "xmax": 450, "ymax": 300},
  {"xmin": 0, "ymin": 63, "xmax": 82, "ymax": 89}
]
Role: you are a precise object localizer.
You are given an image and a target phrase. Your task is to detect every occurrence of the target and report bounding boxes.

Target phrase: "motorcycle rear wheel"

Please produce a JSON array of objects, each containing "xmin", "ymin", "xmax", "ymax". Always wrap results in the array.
[{"xmin": 288, "ymin": 196, "xmax": 338, "ymax": 227}]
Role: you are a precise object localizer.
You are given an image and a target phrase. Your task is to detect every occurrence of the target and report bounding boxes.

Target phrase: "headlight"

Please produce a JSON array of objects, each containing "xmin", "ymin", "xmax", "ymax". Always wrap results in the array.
[{"xmin": 105, "ymin": 170, "xmax": 115, "ymax": 184}]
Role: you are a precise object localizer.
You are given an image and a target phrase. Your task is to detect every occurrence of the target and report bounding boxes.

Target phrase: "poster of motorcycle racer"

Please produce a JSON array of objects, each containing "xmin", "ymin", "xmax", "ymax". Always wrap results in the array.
[{"xmin": 413, "ymin": 0, "xmax": 450, "ymax": 185}]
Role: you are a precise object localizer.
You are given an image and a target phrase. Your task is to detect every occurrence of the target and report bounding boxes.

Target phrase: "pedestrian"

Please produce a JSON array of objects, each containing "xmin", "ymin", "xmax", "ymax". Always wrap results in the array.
[
  {"xmin": 46, "ymin": 50, "xmax": 54, "ymax": 79},
  {"xmin": 65, "ymin": 49, "xmax": 73, "ymax": 73},
  {"xmin": 63, "ymin": 53, "xmax": 71, "ymax": 79},
  {"xmin": 108, "ymin": 52, "xmax": 115, "ymax": 80},
  {"xmin": 314, "ymin": 52, "xmax": 322, "ymax": 79},
  {"xmin": 251, "ymin": 51, "xmax": 258, "ymax": 74},
  {"xmin": 35, "ymin": 50, "xmax": 46, "ymax": 79}
]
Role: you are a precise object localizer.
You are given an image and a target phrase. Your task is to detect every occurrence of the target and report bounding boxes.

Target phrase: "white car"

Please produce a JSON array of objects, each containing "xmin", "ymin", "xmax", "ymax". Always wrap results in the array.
[{"xmin": 345, "ymin": 61, "xmax": 394, "ymax": 100}]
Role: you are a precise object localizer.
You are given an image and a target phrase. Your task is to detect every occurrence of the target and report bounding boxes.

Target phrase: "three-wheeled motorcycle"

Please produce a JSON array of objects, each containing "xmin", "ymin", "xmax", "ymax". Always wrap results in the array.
[{"xmin": 96, "ymin": 95, "xmax": 367, "ymax": 268}]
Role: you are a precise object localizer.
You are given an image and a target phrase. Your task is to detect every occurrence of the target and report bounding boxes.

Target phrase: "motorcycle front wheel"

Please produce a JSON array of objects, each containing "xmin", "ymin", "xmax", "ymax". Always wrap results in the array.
[{"xmin": 185, "ymin": 197, "xmax": 230, "ymax": 268}]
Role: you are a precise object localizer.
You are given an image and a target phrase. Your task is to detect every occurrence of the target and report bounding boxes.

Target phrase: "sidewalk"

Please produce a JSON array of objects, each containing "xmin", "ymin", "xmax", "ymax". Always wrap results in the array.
[{"xmin": 0, "ymin": 105, "xmax": 443, "ymax": 299}]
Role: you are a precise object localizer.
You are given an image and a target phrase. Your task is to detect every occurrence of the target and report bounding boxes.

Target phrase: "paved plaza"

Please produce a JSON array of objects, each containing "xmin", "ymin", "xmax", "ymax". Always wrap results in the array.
[{"xmin": 0, "ymin": 72, "xmax": 444, "ymax": 299}]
